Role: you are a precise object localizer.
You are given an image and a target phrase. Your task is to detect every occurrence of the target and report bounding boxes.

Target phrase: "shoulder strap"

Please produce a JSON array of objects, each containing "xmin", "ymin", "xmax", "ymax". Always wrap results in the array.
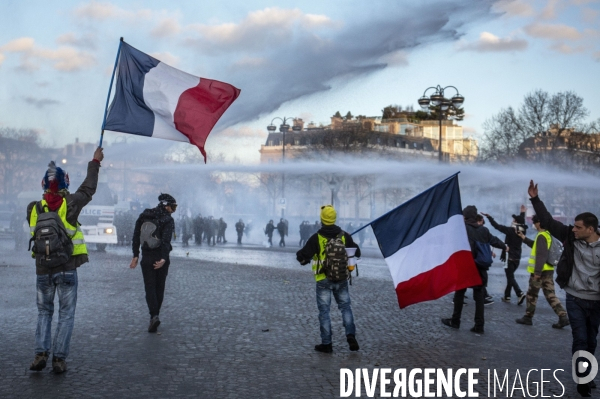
[{"xmin": 36, "ymin": 201, "xmax": 45, "ymax": 215}]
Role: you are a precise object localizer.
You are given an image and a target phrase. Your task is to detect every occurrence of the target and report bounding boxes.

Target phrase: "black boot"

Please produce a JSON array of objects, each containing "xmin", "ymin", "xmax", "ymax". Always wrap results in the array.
[
  {"xmin": 314, "ymin": 343, "xmax": 332, "ymax": 353},
  {"xmin": 441, "ymin": 318, "xmax": 459, "ymax": 329},
  {"xmin": 516, "ymin": 315, "xmax": 533, "ymax": 325},
  {"xmin": 347, "ymin": 335, "xmax": 359, "ymax": 351}
]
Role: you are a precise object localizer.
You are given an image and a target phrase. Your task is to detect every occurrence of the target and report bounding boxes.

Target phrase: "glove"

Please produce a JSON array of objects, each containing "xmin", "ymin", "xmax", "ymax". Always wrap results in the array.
[{"xmin": 499, "ymin": 249, "xmax": 506, "ymax": 263}]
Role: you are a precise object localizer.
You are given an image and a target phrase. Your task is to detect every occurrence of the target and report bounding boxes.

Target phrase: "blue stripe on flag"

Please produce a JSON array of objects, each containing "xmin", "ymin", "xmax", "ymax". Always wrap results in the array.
[
  {"xmin": 371, "ymin": 175, "xmax": 463, "ymax": 258},
  {"xmin": 104, "ymin": 42, "xmax": 160, "ymax": 137}
]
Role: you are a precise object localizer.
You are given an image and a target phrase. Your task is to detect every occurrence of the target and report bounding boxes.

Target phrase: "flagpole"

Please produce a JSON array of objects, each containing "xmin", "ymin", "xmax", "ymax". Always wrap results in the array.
[
  {"xmin": 349, "ymin": 172, "xmax": 461, "ymax": 236},
  {"xmin": 99, "ymin": 37, "xmax": 124, "ymax": 148}
]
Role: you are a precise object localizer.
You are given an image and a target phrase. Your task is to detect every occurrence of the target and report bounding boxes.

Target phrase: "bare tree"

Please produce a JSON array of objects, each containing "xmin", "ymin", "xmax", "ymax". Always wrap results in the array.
[
  {"xmin": 480, "ymin": 90, "xmax": 592, "ymax": 162},
  {"xmin": 0, "ymin": 128, "xmax": 44, "ymax": 201}
]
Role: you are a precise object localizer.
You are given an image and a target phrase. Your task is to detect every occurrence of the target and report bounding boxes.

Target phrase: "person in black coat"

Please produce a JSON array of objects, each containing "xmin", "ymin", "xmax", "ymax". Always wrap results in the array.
[
  {"xmin": 482, "ymin": 205, "xmax": 527, "ymax": 304},
  {"xmin": 442, "ymin": 205, "xmax": 507, "ymax": 334},
  {"xmin": 264, "ymin": 220, "xmax": 274, "ymax": 247},
  {"xmin": 130, "ymin": 194, "xmax": 176, "ymax": 333}
]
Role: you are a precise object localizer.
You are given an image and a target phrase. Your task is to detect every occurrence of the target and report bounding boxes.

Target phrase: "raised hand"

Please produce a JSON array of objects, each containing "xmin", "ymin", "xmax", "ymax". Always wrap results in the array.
[{"xmin": 528, "ymin": 180, "xmax": 538, "ymax": 198}]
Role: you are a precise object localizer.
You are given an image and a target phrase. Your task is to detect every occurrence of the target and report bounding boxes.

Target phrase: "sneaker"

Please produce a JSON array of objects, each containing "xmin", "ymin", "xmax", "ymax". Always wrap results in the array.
[
  {"xmin": 451, "ymin": 300, "xmax": 467, "ymax": 305},
  {"xmin": 485, "ymin": 296, "xmax": 493, "ymax": 301},
  {"xmin": 517, "ymin": 293, "xmax": 526, "ymax": 305},
  {"xmin": 577, "ymin": 383, "xmax": 592, "ymax": 397},
  {"xmin": 52, "ymin": 357, "xmax": 67, "ymax": 374},
  {"xmin": 441, "ymin": 318, "xmax": 460, "ymax": 329},
  {"xmin": 484, "ymin": 298, "xmax": 494, "ymax": 306},
  {"xmin": 516, "ymin": 315, "xmax": 533, "ymax": 325},
  {"xmin": 29, "ymin": 352, "xmax": 48, "ymax": 371},
  {"xmin": 314, "ymin": 343, "xmax": 332, "ymax": 353},
  {"xmin": 148, "ymin": 316, "xmax": 161, "ymax": 333},
  {"xmin": 470, "ymin": 326, "xmax": 484, "ymax": 334},
  {"xmin": 501, "ymin": 297, "xmax": 511, "ymax": 303},
  {"xmin": 552, "ymin": 316, "xmax": 570, "ymax": 329},
  {"xmin": 347, "ymin": 334, "xmax": 360, "ymax": 351}
]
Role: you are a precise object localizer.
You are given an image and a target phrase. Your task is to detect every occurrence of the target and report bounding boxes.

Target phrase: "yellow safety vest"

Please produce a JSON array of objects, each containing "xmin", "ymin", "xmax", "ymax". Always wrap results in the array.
[
  {"xmin": 29, "ymin": 199, "xmax": 88, "ymax": 257},
  {"xmin": 527, "ymin": 230, "xmax": 553, "ymax": 273},
  {"xmin": 311, "ymin": 234, "xmax": 346, "ymax": 282}
]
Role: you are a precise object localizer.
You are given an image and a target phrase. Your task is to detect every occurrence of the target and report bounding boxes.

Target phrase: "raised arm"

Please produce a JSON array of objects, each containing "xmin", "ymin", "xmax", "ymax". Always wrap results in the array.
[{"xmin": 528, "ymin": 180, "xmax": 569, "ymax": 242}]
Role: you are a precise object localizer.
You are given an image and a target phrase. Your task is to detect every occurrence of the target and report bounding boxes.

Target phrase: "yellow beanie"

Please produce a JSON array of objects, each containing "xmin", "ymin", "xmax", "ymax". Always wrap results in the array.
[{"xmin": 320, "ymin": 205, "xmax": 337, "ymax": 226}]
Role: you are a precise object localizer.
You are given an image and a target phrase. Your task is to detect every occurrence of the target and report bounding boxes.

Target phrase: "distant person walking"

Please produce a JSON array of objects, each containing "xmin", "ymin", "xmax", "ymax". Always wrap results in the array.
[
  {"xmin": 264, "ymin": 220, "xmax": 274, "ymax": 247},
  {"xmin": 277, "ymin": 218, "xmax": 287, "ymax": 247},
  {"xmin": 130, "ymin": 194, "xmax": 176, "ymax": 333},
  {"xmin": 28, "ymin": 147, "xmax": 104, "ymax": 374},
  {"xmin": 235, "ymin": 219, "xmax": 245, "ymax": 245}
]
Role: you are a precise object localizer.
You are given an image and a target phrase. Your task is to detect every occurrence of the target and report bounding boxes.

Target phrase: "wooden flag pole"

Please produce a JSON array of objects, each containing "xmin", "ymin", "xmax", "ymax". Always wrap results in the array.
[{"xmin": 99, "ymin": 37, "xmax": 124, "ymax": 148}]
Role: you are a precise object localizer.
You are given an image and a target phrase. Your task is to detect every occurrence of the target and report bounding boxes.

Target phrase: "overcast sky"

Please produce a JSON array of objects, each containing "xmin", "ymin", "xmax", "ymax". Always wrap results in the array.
[{"xmin": 1, "ymin": 0, "xmax": 599, "ymax": 162}]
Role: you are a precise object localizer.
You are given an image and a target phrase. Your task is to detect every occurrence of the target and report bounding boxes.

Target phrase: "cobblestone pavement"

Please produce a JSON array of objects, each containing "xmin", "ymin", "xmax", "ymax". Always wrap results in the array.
[{"xmin": 0, "ymin": 238, "xmax": 589, "ymax": 398}]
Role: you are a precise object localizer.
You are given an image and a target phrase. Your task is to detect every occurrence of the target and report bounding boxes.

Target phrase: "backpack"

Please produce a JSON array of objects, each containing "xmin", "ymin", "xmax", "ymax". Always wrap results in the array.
[
  {"xmin": 140, "ymin": 219, "xmax": 162, "ymax": 249},
  {"xmin": 29, "ymin": 202, "xmax": 74, "ymax": 269},
  {"xmin": 473, "ymin": 241, "xmax": 493, "ymax": 268},
  {"xmin": 320, "ymin": 233, "xmax": 349, "ymax": 282},
  {"xmin": 546, "ymin": 235, "xmax": 564, "ymax": 267}
]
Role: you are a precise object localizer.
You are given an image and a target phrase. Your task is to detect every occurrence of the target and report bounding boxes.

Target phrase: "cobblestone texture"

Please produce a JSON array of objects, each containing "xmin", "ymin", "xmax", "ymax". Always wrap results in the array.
[{"xmin": 0, "ymin": 239, "xmax": 588, "ymax": 398}]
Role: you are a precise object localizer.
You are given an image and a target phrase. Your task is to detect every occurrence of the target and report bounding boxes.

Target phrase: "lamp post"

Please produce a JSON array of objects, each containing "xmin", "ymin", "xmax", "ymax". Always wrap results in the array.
[
  {"xmin": 267, "ymin": 117, "xmax": 301, "ymax": 218},
  {"xmin": 417, "ymin": 85, "xmax": 464, "ymax": 162},
  {"xmin": 329, "ymin": 179, "xmax": 336, "ymax": 206}
]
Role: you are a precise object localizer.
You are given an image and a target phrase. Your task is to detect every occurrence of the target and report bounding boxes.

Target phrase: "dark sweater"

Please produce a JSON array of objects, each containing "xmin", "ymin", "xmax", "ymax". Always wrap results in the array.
[
  {"xmin": 486, "ymin": 215, "xmax": 526, "ymax": 260},
  {"xmin": 132, "ymin": 206, "xmax": 174, "ymax": 261},
  {"xmin": 296, "ymin": 224, "xmax": 361, "ymax": 265}
]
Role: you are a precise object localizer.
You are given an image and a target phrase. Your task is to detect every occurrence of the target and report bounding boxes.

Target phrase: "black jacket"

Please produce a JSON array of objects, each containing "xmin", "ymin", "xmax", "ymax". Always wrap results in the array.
[
  {"xmin": 530, "ymin": 195, "xmax": 576, "ymax": 288},
  {"xmin": 296, "ymin": 224, "xmax": 361, "ymax": 265},
  {"xmin": 486, "ymin": 215, "xmax": 526, "ymax": 260},
  {"xmin": 132, "ymin": 206, "xmax": 174, "ymax": 261},
  {"xmin": 465, "ymin": 221, "xmax": 506, "ymax": 269}
]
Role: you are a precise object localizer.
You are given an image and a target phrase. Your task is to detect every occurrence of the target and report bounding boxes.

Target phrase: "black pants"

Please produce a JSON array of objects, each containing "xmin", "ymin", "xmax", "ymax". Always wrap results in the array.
[
  {"xmin": 279, "ymin": 234, "xmax": 285, "ymax": 247},
  {"xmin": 453, "ymin": 268, "xmax": 487, "ymax": 328},
  {"xmin": 237, "ymin": 232, "xmax": 243, "ymax": 244},
  {"xmin": 141, "ymin": 256, "xmax": 170, "ymax": 318},
  {"xmin": 267, "ymin": 234, "xmax": 273, "ymax": 246},
  {"xmin": 504, "ymin": 259, "xmax": 523, "ymax": 298}
]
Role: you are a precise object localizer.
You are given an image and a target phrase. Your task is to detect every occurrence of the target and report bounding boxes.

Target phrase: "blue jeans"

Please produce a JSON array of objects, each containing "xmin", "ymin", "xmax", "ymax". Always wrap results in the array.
[
  {"xmin": 35, "ymin": 270, "xmax": 78, "ymax": 359},
  {"xmin": 316, "ymin": 279, "xmax": 356, "ymax": 345},
  {"xmin": 566, "ymin": 293, "xmax": 600, "ymax": 355}
]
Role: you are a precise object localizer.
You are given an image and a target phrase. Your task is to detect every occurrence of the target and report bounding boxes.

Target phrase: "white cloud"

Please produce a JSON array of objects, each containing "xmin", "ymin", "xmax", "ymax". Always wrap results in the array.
[
  {"xmin": 23, "ymin": 96, "xmax": 61, "ymax": 108},
  {"xmin": 594, "ymin": 50, "xmax": 600, "ymax": 61},
  {"xmin": 0, "ymin": 53, "xmax": 5, "ymax": 66},
  {"xmin": 582, "ymin": 8, "xmax": 600, "ymax": 23},
  {"xmin": 151, "ymin": 17, "xmax": 181, "ymax": 38},
  {"xmin": 379, "ymin": 50, "xmax": 409, "ymax": 67},
  {"xmin": 231, "ymin": 57, "xmax": 267, "ymax": 70},
  {"xmin": 458, "ymin": 32, "xmax": 528, "ymax": 52},
  {"xmin": 550, "ymin": 43, "xmax": 586, "ymax": 53},
  {"xmin": 73, "ymin": 1, "xmax": 151, "ymax": 21},
  {"xmin": 218, "ymin": 126, "xmax": 267, "ymax": 139},
  {"xmin": 0, "ymin": 37, "xmax": 95, "ymax": 72},
  {"xmin": 187, "ymin": 7, "xmax": 335, "ymax": 53},
  {"xmin": 492, "ymin": 0, "xmax": 536, "ymax": 17},
  {"xmin": 525, "ymin": 23, "xmax": 582, "ymax": 40},
  {"xmin": 540, "ymin": 0, "xmax": 562, "ymax": 20},
  {"xmin": 56, "ymin": 32, "xmax": 97, "ymax": 49},
  {"xmin": 149, "ymin": 51, "xmax": 180, "ymax": 67}
]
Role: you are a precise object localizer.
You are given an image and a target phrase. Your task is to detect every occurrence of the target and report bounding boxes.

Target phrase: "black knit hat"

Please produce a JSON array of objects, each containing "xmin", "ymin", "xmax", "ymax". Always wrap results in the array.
[
  {"xmin": 512, "ymin": 213, "xmax": 526, "ymax": 224},
  {"xmin": 158, "ymin": 193, "xmax": 177, "ymax": 206},
  {"xmin": 462, "ymin": 205, "xmax": 478, "ymax": 220}
]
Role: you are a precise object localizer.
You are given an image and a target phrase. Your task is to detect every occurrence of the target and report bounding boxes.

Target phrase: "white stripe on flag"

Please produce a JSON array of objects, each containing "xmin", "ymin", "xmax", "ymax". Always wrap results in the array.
[
  {"xmin": 143, "ymin": 62, "xmax": 198, "ymax": 142},
  {"xmin": 384, "ymin": 214, "xmax": 470, "ymax": 287}
]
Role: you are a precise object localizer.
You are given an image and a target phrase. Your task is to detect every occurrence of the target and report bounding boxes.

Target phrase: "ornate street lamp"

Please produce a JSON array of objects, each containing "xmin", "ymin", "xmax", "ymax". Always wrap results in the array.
[
  {"xmin": 267, "ymin": 117, "xmax": 301, "ymax": 218},
  {"xmin": 417, "ymin": 85, "xmax": 465, "ymax": 161}
]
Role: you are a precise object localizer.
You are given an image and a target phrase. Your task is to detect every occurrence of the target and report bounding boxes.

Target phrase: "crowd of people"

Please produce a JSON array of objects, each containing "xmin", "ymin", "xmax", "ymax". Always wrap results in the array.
[{"xmin": 19, "ymin": 146, "xmax": 600, "ymax": 396}]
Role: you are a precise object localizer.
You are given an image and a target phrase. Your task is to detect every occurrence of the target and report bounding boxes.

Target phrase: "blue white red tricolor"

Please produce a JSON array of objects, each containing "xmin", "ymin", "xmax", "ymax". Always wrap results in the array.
[
  {"xmin": 103, "ymin": 41, "xmax": 241, "ymax": 162},
  {"xmin": 371, "ymin": 174, "xmax": 481, "ymax": 309}
]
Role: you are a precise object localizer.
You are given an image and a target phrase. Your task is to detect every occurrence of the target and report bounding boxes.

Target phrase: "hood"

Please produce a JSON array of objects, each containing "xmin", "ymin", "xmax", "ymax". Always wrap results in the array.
[
  {"xmin": 463, "ymin": 205, "xmax": 478, "ymax": 225},
  {"xmin": 318, "ymin": 224, "xmax": 342, "ymax": 239},
  {"xmin": 141, "ymin": 206, "xmax": 169, "ymax": 219}
]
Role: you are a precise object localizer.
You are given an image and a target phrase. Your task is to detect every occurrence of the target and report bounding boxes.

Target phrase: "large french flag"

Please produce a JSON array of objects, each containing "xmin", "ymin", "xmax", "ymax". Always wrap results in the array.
[
  {"xmin": 370, "ymin": 174, "xmax": 481, "ymax": 309},
  {"xmin": 103, "ymin": 41, "xmax": 240, "ymax": 162}
]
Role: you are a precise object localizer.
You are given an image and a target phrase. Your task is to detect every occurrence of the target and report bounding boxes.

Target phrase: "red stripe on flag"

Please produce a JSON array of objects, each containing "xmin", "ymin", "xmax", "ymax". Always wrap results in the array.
[
  {"xmin": 174, "ymin": 78, "xmax": 240, "ymax": 162},
  {"xmin": 395, "ymin": 250, "xmax": 481, "ymax": 309}
]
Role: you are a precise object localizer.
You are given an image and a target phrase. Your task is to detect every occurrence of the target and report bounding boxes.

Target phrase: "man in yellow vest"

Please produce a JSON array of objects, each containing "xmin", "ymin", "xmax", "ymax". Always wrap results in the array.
[
  {"xmin": 516, "ymin": 214, "xmax": 569, "ymax": 328},
  {"xmin": 296, "ymin": 205, "xmax": 361, "ymax": 353},
  {"xmin": 28, "ymin": 147, "xmax": 104, "ymax": 373}
]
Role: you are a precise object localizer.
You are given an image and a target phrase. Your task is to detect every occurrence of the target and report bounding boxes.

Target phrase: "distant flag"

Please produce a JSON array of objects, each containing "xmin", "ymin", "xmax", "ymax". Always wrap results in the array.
[
  {"xmin": 361, "ymin": 174, "xmax": 480, "ymax": 309},
  {"xmin": 102, "ymin": 39, "xmax": 240, "ymax": 162}
]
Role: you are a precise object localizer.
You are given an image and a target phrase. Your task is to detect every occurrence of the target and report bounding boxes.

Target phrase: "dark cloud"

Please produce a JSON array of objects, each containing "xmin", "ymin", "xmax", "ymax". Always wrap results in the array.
[
  {"xmin": 183, "ymin": 1, "xmax": 496, "ymax": 128},
  {"xmin": 23, "ymin": 96, "xmax": 61, "ymax": 108}
]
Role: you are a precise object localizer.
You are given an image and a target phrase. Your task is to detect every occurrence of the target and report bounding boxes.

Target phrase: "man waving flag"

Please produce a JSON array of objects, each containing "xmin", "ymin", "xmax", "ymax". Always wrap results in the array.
[
  {"xmin": 103, "ymin": 39, "xmax": 240, "ymax": 162},
  {"xmin": 363, "ymin": 174, "xmax": 481, "ymax": 308}
]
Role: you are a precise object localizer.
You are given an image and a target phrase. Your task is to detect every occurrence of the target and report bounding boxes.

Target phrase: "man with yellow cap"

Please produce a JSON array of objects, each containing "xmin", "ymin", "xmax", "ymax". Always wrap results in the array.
[{"xmin": 296, "ymin": 205, "xmax": 361, "ymax": 353}]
